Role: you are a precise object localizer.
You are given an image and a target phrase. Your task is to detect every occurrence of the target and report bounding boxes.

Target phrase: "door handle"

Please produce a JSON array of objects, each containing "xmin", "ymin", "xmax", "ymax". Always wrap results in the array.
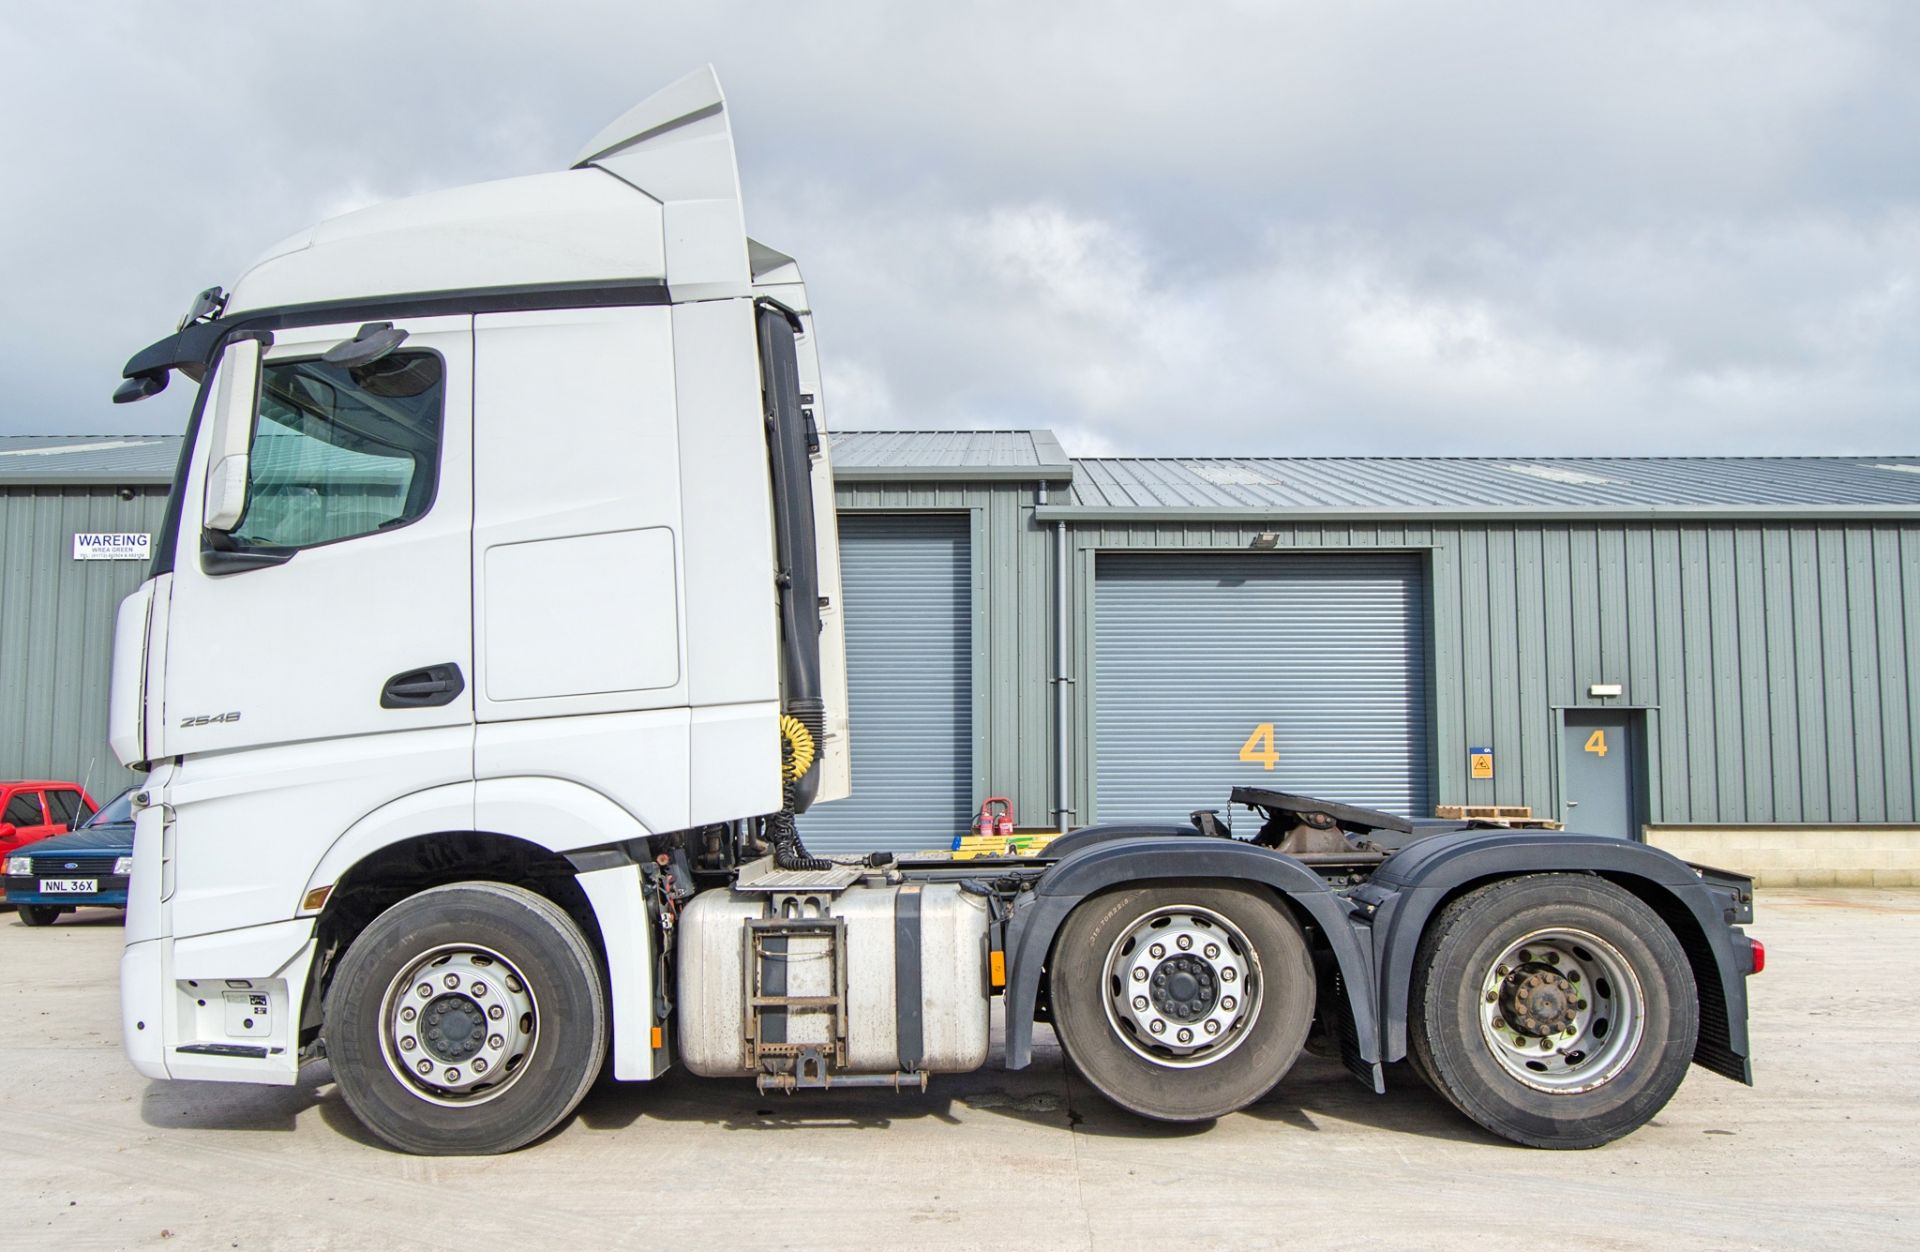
[{"xmin": 381, "ymin": 663, "xmax": 466, "ymax": 709}]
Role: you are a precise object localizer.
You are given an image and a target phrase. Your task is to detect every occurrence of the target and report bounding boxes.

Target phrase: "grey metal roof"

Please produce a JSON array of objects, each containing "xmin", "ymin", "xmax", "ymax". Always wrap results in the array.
[
  {"xmin": 1049, "ymin": 455, "xmax": 1920, "ymax": 520},
  {"xmin": 0, "ymin": 435, "xmax": 181, "ymax": 486},
  {"xmin": 8, "ymin": 428, "xmax": 1919, "ymax": 519},
  {"xmin": 830, "ymin": 429, "xmax": 1073, "ymax": 481}
]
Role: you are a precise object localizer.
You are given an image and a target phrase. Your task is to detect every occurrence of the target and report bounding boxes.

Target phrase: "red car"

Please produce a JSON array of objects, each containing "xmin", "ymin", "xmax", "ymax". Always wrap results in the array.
[{"xmin": 0, "ymin": 781, "xmax": 97, "ymax": 865}]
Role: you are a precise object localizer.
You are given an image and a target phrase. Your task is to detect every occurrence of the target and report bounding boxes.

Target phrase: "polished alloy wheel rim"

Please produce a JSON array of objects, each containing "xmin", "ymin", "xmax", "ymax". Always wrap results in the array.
[
  {"xmin": 1475, "ymin": 926, "xmax": 1645, "ymax": 1093},
  {"xmin": 1101, "ymin": 905, "xmax": 1264, "ymax": 1068},
  {"xmin": 377, "ymin": 944, "xmax": 539, "ymax": 1106}
]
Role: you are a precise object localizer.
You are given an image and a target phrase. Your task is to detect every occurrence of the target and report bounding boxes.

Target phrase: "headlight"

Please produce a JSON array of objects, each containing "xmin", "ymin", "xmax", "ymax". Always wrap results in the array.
[
  {"xmin": 114, "ymin": 856, "xmax": 136, "ymax": 876},
  {"xmin": 5, "ymin": 856, "xmax": 31, "ymax": 877}
]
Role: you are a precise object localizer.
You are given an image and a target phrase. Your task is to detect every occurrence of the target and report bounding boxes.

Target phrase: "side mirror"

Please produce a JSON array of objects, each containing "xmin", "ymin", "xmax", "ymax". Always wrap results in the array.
[
  {"xmin": 0, "ymin": 823, "xmax": 16, "ymax": 841},
  {"xmin": 323, "ymin": 322, "xmax": 408, "ymax": 368},
  {"xmin": 203, "ymin": 336, "xmax": 265, "ymax": 532},
  {"xmin": 113, "ymin": 372, "xmax": 168, "ymax": 404}
]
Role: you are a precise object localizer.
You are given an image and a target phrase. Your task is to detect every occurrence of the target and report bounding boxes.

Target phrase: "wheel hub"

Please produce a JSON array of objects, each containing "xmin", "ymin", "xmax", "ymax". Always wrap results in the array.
[
  {"xmin": 378, "ymin": 945, "xmax": 540, "ymax": 1106},
  {"xmin": 1102, "ymin": 906, "xmax": 1262, "ymax": 1068},
  {"xmin": 1500, "ymin": 970, "xmax": 1576, "ymax": 1036},
  {"xmin": 1477, "ymin": 927, "xmax": 1646, "ymax": 1094},
  {"xmin": 422, "ymin": 993, "xmax": 488, "ymax": 1061},
  {"xmin": 1150, "ymin": 956, "xmax": 1219, "ymax": 1021}
]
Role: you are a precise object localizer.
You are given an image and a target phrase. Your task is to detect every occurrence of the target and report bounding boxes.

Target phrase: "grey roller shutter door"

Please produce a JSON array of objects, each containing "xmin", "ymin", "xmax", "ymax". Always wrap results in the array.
[
  {"xmin": 799, "ymin": 513, "xmax": 971, "ymax": 856},
  {"xmin": 1094, "ymin": 552, "xmax": 1430, "ymax": 824}
]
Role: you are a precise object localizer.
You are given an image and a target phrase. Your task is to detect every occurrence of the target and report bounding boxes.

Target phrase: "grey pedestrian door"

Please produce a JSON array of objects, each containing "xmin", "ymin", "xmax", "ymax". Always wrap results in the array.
[
  {"xmin": 1094, "ymin": 551, "xmax": 1431, "ymax": 824},
  {"xmin": 1562, "ymin": 710, "xmax": 1638, "ymax": 839},
  {"xmin": 799, "ymin": 513, "xmax": 972, "ymax": 856}
]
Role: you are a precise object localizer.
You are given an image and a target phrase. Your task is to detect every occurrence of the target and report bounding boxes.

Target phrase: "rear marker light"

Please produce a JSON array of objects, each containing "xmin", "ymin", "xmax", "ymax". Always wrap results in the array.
[
  {"xmin": 300, "ymin": 885, "xmax": 333, "ymax": 913},
  {"xmin": 1750, "ymin": 938, "xmax": 1765, "ymax": 975}
]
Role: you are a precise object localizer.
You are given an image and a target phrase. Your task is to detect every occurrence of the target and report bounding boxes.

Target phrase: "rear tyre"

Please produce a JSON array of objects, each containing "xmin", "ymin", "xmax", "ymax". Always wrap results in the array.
[
  {"xmin": 1409, "ymin": 874, "xmax": 1697, "ymax": 1149},
  {"xmin": 17, "ymin": 905, "xmax": 63, "ymax": 927},
  {"xmin": 1050, "ymin": 881, "xmax": 1315, "ymax": 1122},
  {"xmin": 324, "ymin": 882, "xmax": 606, "ymax": 1155}
]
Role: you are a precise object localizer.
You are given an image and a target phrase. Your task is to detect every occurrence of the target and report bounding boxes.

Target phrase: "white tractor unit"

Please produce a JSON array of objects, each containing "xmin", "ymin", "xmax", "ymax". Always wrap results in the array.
[{"xmin": 108, "ymin": 68, "xmax": 1762, "ymax": 1155}]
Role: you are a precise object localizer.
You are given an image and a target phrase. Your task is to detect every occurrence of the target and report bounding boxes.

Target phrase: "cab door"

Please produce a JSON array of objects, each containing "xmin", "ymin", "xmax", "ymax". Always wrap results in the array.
[{"xmin": 156, "ymin": 316, "xmax": 475, "ymax": 937}]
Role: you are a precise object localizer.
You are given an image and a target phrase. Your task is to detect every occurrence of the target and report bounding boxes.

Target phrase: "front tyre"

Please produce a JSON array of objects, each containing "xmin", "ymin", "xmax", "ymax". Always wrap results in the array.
[
  {"xmin": 1050, "ymin": 882, "xmax": 1316, "ymax": 1122},
  {"xmin": 324, "ymin": 882, "xmax": 607, "ymax": 1155},
  {"xmin": 1409, "ymin": 874, "xmax": 1697, "ymax": 1149},
  {"xmin": 17, "ymin": 904, "xmax": 64, "ymax": 927}
]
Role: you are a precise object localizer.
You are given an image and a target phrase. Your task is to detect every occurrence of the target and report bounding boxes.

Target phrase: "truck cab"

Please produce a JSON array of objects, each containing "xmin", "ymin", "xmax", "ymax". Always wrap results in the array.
[{"xmin": 110, "ymin": 68, "xmax": 1760, "ymax": 1157}]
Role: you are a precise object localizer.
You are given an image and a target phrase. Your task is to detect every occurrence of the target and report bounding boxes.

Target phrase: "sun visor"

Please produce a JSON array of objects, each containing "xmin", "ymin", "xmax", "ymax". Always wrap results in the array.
[{"xmin": 572, "ymin": 65, "xmax": 751, "ymax": 303}]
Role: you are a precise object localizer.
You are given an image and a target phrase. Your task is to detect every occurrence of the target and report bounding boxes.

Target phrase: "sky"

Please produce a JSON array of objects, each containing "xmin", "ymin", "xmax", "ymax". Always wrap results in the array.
[{"xmin": 2, "ymin": 1, "xmax": 1916, "ymax": 457}]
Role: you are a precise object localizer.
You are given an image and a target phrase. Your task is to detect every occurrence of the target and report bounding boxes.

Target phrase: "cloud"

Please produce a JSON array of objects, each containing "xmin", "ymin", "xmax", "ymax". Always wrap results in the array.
[{"xmin": 2, "ymin": 2, "xmax": 1915, "ymax": 457}]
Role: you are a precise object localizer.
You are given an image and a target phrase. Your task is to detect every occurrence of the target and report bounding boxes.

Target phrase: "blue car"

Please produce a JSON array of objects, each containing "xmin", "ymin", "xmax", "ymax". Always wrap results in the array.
[{"xmin": 4, "ymin": 787, "xmax": 135, "ymax": 927}]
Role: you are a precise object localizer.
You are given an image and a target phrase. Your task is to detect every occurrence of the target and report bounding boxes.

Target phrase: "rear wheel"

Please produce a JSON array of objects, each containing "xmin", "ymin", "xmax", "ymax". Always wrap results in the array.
[
  {"xmin": 324, "ymin": 882, "xmax": 606, "ymax": 1155},
  {"xmin": 1050, "ymin": 882, "xmax": 1316, "ymax": 1121},
  {"xmin": 1409, "ymin": 874, "xmax": 1697, "ymax": 1149},
  {"xmin": 17, "ymin": 905, "xmax": 64, "ymax": 927}
]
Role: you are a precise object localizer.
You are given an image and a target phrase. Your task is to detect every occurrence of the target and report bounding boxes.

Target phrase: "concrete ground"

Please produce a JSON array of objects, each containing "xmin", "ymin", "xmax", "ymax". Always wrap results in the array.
[{"xmin": 0, "ymin": 890, "xmax": 1913, "ymax": 1252}]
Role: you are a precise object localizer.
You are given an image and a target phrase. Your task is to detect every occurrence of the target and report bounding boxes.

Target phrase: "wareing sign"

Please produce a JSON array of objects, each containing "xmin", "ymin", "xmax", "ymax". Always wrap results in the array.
[{"xmin": 72, "ymin": 532, "xmax": 151, "ymax": 561}]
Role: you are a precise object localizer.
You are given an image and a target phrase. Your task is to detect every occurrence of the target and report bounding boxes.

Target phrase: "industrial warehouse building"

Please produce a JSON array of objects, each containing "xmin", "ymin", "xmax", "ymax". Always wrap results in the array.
[{"xmin": 4, "ymin": 430, "xmax": 1919, "ymax": 884}]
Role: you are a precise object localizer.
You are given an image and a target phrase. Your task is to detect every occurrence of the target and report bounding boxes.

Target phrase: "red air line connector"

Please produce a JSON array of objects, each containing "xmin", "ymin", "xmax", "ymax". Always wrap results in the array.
[{"xmin": 1749, "ymin": 937, "xmax": 1766, "ymax": 975}]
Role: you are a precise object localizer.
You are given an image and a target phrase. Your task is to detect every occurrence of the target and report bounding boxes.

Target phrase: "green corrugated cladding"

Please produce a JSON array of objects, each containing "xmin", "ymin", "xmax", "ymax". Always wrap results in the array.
[
  {"xmin": 0, "ymin": 486, "xmax": 170, "ymax": 799},
  {"xmin": 834, "ymin": 479, "xmax": 1920, "ymax": 830}
]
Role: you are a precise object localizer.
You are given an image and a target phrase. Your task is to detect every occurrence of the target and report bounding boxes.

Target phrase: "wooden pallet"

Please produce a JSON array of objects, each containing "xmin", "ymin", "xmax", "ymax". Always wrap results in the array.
[{"xmin": 1434, "ymin": 804, "xmax": 1564, "ymax": 830}]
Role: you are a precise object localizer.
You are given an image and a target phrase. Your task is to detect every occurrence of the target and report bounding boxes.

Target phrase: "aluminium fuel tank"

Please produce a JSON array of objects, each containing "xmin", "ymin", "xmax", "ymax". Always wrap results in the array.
[{"xmin": 677, "ymin": 880, "xmax": 991, "ymax": 1078}]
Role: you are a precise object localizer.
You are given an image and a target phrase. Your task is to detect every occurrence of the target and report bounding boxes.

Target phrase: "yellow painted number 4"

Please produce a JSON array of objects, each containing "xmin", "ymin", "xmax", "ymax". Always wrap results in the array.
[
  {"xmin": 1240, "ymin": 723, "xmax": 1279, "ymax": 770},
  {"xmin": 1583, "ymin": 729, "xmax": 1608, "ymax": 758}
]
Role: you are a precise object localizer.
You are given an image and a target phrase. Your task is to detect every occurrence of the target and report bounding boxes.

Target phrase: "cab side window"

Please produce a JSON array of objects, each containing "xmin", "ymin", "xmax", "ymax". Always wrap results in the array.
[
  {"xmin": 4, "ymin": 792, "xmax": 43, "ymax": 826},
  {"xmin": 228, "ymin": 351, "xmax": 446, "ymax": 550}
]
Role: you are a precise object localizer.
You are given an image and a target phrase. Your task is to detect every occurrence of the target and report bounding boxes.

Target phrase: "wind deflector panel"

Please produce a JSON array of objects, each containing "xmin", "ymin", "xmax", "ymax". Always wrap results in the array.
[{"xmin": 759, "ymin": 303, "xmax": 825, "ymax": 811}]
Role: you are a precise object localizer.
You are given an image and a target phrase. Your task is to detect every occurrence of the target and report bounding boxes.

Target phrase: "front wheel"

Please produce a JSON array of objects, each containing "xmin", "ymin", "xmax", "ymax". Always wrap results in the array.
[
  {"xmin": 1050, "ymin": 882, "xmax": 1316, "ymax": 1122},
  {"xmin": 324, "ymin": 882, "xmax": 607, "ymax": 1155},
  {"xmin": 1409, "ymin": 874, "xmax": 1698, "ymax": 1149},
  {"xmin": 17, "ymin": 905, "xmax": 64, "ymax": 927}
]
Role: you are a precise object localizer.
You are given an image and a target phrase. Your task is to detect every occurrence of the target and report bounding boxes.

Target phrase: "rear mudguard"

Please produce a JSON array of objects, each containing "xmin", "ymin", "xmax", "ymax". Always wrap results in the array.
[
  {"xmin": 1003, "ymin": 827, "xmax": 1755, "ymax": 1090},
  {"xmin": 1354, "ymin": 830, "xmax": 1755, "ymax": 1083},
  {"xmin": 1003, "ymin": 834, "xmax": 1386, "ymax": 1091}
]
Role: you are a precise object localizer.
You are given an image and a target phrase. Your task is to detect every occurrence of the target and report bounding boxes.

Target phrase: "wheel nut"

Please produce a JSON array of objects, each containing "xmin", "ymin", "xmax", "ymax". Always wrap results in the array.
[
  {"xmin": 1204, "ymin": 944, "xmax": 1220, "ymax": 959},
  {"xmin": 447, "ymin": 1068, "xmax": 461, "ymax": 1082},
  {"xmin": 1496, "ymin": 965, "xmax": 1509, "ymax": 977},
  {"xmin": 472, "ymin": 982, "xmax": 487, "ymax": 997},
  {"xmin": 1546, "ymin": 952, "xmax": 1560, "ymax": 965},
  {"xmin": 1133, "ymin": 967, "xmax": 1147, "ymax": 982},
  {"xmin": 1133, "ymin": 996, "xmax": 1149, "ymax": 1011},
  {"xmin": 489, "ymin": 1005, "xmax": 505, "ymax": 1020},
  {"xmin": 1176, "ymin": 934, "xmax": 1192, "ymax": 951},
  {"xmin": 1485, "ymin": 991, "xmax": 1498, "ymax": 1003},
  {"xmin": 1205, "ymin": 1020, "xmax": 1221, "ymax": 1035},
  {"xmin": 1222, "ymin": 996, "xmax": 1237, "ymax": 1011},
  {"xmin": 400, "ymin": 1036, "xmax": 416, "ymax": 1052},
  {"xmin": 1519, "ymin": 950, "xmax": 1532, "ymax": 963},
  {"xmin": 1149, "ymin": 944, "xmax": 1165, "ymax": 959},
  {"xmin": 417, "ymin": 984, "xmax": 432, "ymax": 998},
  {"xmin": 444, "ymin": 974, "xmax": 461, "ymax": 990},
  {"xmin": 1149, "ymin": 1019, "xmax": 1165, "ymax": 1035},
  {"xmin": 1222, "ymin": 968, "xmax": 1237, "ymax": 982},
  {"xmin": 1539, "ymin": 1039, "xmax": 1552, "ymax": 1051},
  {"xmin": 1177, "ymin": 1028, "xmax": 1193, "ymax": 1044},
  {"xmin": 489, "ymin": 1035, "xmax": 504, "ymax": 1050},
  {"xmin": 473, "ymin": 1058, "xmax": 488, "ymax": 1074},
  {"xmin": 416, "ymin": 1059, "xmax": 432, "ymax": 1075},
  {"xmin": 401, "ymin": 1006, "xmax": 417, "ymax": 1023}
]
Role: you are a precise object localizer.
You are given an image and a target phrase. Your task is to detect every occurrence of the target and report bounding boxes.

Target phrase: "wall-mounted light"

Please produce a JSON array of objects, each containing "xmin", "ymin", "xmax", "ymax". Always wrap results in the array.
[
  {"xmin": 1589, "ymin": 682, "xmax": 1623, "ymax": 699},
  {"xmin": 1250, "ymin": 532, "xmax": 1279, "ymax": 549}
]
